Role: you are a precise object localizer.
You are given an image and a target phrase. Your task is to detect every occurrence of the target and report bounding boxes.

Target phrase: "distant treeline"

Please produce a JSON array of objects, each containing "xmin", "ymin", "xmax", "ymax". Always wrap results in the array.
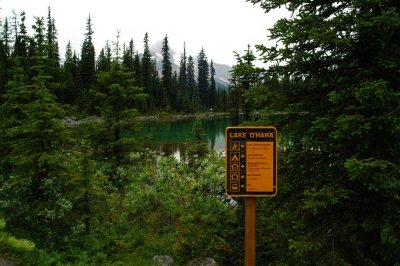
[{"xmin": 0, "ymin": 7, "xmax": 229, "ymax": 114}]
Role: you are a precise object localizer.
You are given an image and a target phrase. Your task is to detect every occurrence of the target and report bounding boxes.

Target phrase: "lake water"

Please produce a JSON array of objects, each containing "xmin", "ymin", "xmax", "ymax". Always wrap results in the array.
[{"xmin": 133, "ymin": 116, "xmax": 232, "ymax": 159}]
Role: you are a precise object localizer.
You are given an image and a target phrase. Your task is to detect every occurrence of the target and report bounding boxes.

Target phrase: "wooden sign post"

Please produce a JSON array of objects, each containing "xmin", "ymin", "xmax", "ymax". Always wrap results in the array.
[
  {"xmin": 225, "ymin": 127, "xmax": 278, "ymax": 266},
  {"xmin": 245, "ymin": 197, "xmax": 256, "ymax": 266}
]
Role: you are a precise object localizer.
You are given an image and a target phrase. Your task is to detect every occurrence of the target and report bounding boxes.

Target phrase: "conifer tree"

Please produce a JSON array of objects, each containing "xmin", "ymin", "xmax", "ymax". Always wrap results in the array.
[
  {"xmin": 13, "ymin": 11, "xmax": 28, "ymax": 58},
  {"xmin": 0, "ymin": 18, "xmax": 11, "ymax": 92},
  {"xmin": 63, "ymin": 41, "xmax": 79, "ymax": 104},
  {"xmin": 209, "ymin": 60, "xmax": 216, "ymax": 110},
  {"xmin": 186, "ymin": 117, "xmax": 209, "ymax": 163},
  {"xmin": 92, "ymin": 66, "xmax": 147, "ymax": 189},
  {"xmin": 171, "ymin": 70, "xmax": 179, "ymax": 109},
  {"xmin": 103, "ymin": 41, "xmax": 112, "ymax": 72},
  {"xmin": 216, "ymin": 88, "xmax": 228, "ymax": 112},
  {"xmin": 78, "ymin": 15, "xmax": 96, "ymax": 112},
  {"xmin": 231, "ymin": 45, "xmax": 259, "ymax": 120},
  {"xmin": 10, "ymin": 10, "xmax": 19, "ymax": 48},
  {"xmin": 0, "ymin": 40, "xmax": 8, "ymax": 96},
  {"xmin": 187, "ymin": 55, "xmax": 199, "ymax": 112},
  {"xmin": 142, "ymin": 32, "xmax": 153, "ymax": 110},
  {"xmin": 43, "ymin": 8, "xmax": 63, "ymax": 102},
  {"xmin": 2, "ymin": 18, "xmax": 11, "ymax": 59},
  {"xmin": 177, "ymin": 43, "xmax": 188, "ymax": 111},
  {"xmin": 32, "ymin": 16, "xmax": 45, "ymax": 55},
  {"xmin": 248, "ymin": 0, "xmax": 400, "ymax": 264},
  {"xmin": 46, "ymin": 7, "xmax": 59, "ymax": 65},
  {"xmin": 151, "ymin": 57, "xmax": 163, "ymax": 108},
  {"xmin": 0, "ymin": 60, "xmax": 73, "ymax": 244},
  {"xmin": 161, "ymin": 34, "xmax": 172, "ymax": 109},
  {"xmin": 228, "ymin": 69, "xmax": 240, "ymax": 126},
  {"xmin": 89, "ymin": 31, "xmax": 147, "ymax": 180},
  {"xmin": 112, "ymin": 30, "xmax": 121, "ymax": 70},
  {"xmin": 178, "ymin": 43, "xmax": 187, "ymax": 89},
  {"xmin": 96, "ymin": 48, "xmax": 106, "ymax": 72},
  {"xmin": 197, "ymin": 48, "xmax": 209, "ymax": 109},
  {"xmin": 133, "ymin": 51, "xmax": 141, "ymax": 87},
  {"xmin": 122, "ymin": 39, "xmax": 135, "ymax": 71}
]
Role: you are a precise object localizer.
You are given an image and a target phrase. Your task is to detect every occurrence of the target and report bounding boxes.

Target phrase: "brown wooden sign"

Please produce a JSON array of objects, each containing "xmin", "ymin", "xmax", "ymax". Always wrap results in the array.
[{"xmin": 225, "ymin": 126, "xmax": 277, "ymax": 197}]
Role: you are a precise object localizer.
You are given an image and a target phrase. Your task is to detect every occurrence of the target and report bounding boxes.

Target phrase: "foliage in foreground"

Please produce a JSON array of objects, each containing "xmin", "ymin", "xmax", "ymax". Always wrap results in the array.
[
  {"xmin": 13, "ymin": 151, "xmax": 240, "ymax": 265},
  {"xmin": 238, "ymin": 0, "xmax": 400, "ymax": 264},
  {"xmin": 0, "ymin": 218, "xmax": 35, "ymax": 252}
]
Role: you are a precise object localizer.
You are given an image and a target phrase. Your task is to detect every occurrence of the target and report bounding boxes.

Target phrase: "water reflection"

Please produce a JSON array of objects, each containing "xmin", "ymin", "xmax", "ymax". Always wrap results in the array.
[{"xmin": 132, "ymin": 116, "xmax": 231, "ymax": 157}]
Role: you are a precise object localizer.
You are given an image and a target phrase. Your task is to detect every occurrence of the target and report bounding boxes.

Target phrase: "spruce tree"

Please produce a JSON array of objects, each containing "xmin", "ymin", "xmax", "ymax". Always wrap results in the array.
[
  {"xmin": 0, "ymin": 18, "xmax": 11, "ymax": 92},
  {"xmin": 96, "ymin": 48, "xmax": 106, "ymax": 72},
  {"xmin": 133, "ymin": 51, "xmax": 141, "ymax": 87},
  {"xmin": 161, "ymin": 34, "xmax": 172, "ymax": 109},
  {"xmin": 45, "ymin": 7, "xmax": 59, "ymax": 65},
  {"xmin": 171, "ymin": 70, "xmax": 179, "ymax": 110},
  {"xmin": 96, "ymin": 42, "xmax": 112, "ymax": 73},
  {"xmin": 151, "ymin": 57, "xmax": 163, "ymax": 108},
  {"xmin": 104, "ymin": 41, "xmax": 112, "ymax": 71},
  {"xmin": 142, "ymin": 32, "xmax": 153, "ymax": 110},
  {"xmin": 44, "ymin": 9, "xmax": 63, "ymax": 102},
  {"xmin": 187, "ymin": 55, "xmax": 199, "ymax": 112},
  {"xmin": 63, "ymin": 41, "xmax": 79, "ymax": 104},
  {"xmin": 32, "ymin": 16, "xmax": 45, "ymax": 55},
  {"xmin": 78, "ymin": 15, "xmax": 96, "ymax": 112},
  {"xmin": 91, "ymin": 66, "xmax": 147, "ymax": 189},
  {"xmin": 13, "ymin": 11, "xmax": 28, "ymax": 58},
  {"xmin": 0, "ymin": 61, "xmax": 73, "ymax": 244},
  {"xmin": 209, "ymin": 60, "xmax": 216, "ymax": 110},
  {"xmin": 0, "ymin": 39, "xmax": 8, "ymax": 96},
  {"xmin": 177, "ymin": 43, "xmax": 188, "ymax": 111},
  {"xmin": 178, "ymin": 43, "xmax": 187, "ymax": 89},
  {"xmin": 10, "ymin": 10, "xmax": 19, "ymax": 49},
  {"xmin": 231, "ymin": 45, "xmax": 259, "ymax": 120},
  {"xmin": 122, "ymin": 38, "xmax": 135, "ymax": 71},
  {"xmin": 228, "ymin": 68, "xmax": 240, "ymax": 126},
  {"xmin": 248, "ymin": 0, "xmax": 400, "ymax": 264},
  {"xmin": 186, "ymin": 117, "xmax": 209, "ymax": 164},
  {"xmin": 2, "ymin": 18, "xmax": 11, "ymax": 59},
  {"xmin": 216, "ymin": 88, "xmax": 228, "ymax": 112},
  {"xmin": 197, "ymin": 48, "xmax": 209, "ymax": 109},
  {"xmin": 112, "ymin": 30, "xmax": 121, "ymax": 70}
]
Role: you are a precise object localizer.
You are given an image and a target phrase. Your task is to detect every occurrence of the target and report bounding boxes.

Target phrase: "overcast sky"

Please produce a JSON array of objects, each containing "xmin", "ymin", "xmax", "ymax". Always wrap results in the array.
[{"xmin": 0, "ymin": 0, "xmax": 287, "ymax": 66}]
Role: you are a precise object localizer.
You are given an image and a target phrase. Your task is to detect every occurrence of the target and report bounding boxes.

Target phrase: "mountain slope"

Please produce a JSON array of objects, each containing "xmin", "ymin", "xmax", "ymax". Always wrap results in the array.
[{"xmin": 149, "ymin": 40, "xmax": 231, "ymax": 88}]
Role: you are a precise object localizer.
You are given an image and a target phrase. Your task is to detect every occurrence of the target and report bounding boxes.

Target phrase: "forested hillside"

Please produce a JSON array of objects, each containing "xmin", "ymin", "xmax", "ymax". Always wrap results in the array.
[
  {"xmin": 1, "ymin": 0, "xmax": 400, "ymax": 265},
  {"xmin": 0, "ymin": 9, "xmax": 229, "ymax": 115}
]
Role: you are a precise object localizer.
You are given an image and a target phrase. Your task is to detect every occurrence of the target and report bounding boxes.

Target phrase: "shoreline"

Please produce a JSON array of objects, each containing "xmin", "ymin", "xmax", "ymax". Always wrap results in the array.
[{"xmin": 136, "ymin": 112, "xmax": 229, "ymax": 122}]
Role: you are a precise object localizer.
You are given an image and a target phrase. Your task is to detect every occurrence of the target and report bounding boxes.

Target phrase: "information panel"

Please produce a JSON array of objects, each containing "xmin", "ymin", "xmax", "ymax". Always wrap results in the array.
[{"xmin": 225, "ymin": 127, "xmax": 277, "ymax": 197}]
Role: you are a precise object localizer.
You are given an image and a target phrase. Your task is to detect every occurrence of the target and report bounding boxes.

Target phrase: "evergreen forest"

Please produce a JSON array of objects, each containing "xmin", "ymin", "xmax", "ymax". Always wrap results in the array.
[{"xmin": 1, "ymin": 0, "xmax": 400, "ymax": 265}]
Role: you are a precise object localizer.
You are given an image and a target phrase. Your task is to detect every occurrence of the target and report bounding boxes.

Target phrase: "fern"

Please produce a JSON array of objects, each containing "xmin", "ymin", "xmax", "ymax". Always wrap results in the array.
[
  {"xmin": 0, "ymin": 218, "xmax": 5, "ymax": 230},
  {"xmin": 0, "ymin": 218, "xmax": 35, "ymax": 251}
]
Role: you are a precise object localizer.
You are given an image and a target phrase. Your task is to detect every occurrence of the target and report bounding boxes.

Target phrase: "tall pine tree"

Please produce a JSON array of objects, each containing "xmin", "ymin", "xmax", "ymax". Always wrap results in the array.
[
  {"xmin": 141, "ymin": 32, "xmax": 153, "ymax": 111},
  {"xmin": 187, "ymin": 55, "xmax": 199, "ymax": 112},
  {"xmin": 209, "ymin": 60, "xmax": 216, "ymax": 110},
  {"xmin": 177, "ymin": 42, "xmax": 188, "ymax": 111},
  {"xmin": 161, "ymin": 34, "xmax": 172, "ymax": 109},
  {"xmin": 78, "ymin": 15, "xmax": 96, "ymax": 112},
  {"xmin": 197, "ymin": 48, "xmax": 209, "ymax": 109},
  {"xmin": 0, "ymin": 58, "xmax": 73, "ymax": 245},
  {"xmin": 248, "ymin": 0, "xmax": 400, "ymax": 264}
]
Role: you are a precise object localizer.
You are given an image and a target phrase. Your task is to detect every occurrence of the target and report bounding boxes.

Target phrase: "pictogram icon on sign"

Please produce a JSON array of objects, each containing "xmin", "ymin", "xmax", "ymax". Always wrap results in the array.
[
  {"xmin": 231, "ymin": 183, "xmax": 240, "ymax": 192},
  {"xmin": 230, "ymin": 163, "xmax": 240, "ymax": 171},
  {"xmin": 230, "ymin": 173, "xmax": 240, "ymax": 182},
  {"xmin": 230, "ymin": 152, "xmax": 240, "ymax": 161},
  {"xmin": 230, "ymin": 142, "xmax": 241, "ymax": 151}
]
